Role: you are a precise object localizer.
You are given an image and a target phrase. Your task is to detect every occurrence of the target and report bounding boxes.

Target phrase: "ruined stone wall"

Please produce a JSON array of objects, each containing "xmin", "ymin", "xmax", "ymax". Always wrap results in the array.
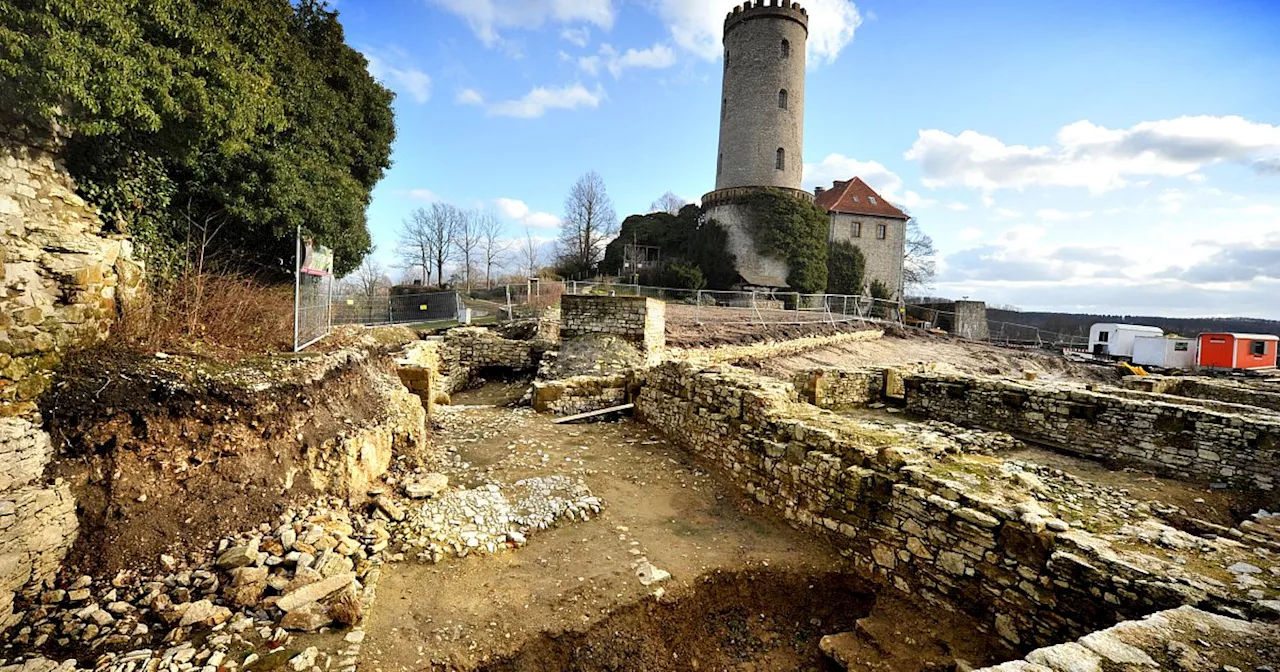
[
  {"xmin": 1125, "ymin": 374, "xmax": 1280, "ymax": 414},
  {"xmin": 634, "ymin": 361, "xmax": 1253, "ymax": 649},
  {"xmin": 904, "ymin": 373, "xmax": 1279, "ymax": 491},
  {"xmin": 976, "ymin": 606, "xmax": 1280, "ymax": 672},
  {"xmin": 531, "ymin": 373, "xmax": 634, "ymax": 416},
  {"xmin": 0, "ymin": 119, "xmax": 142, "ymax": 634},
  {"xmin": 0, "ymin": 417, "xmax": 78, "ymax": 632},
  {"xmin": 560, "ymin": 296, "xmax": 664, "ymax": 357},
  {"xmin": 1, "ymin": 121, "xmax": 143, "ymax": 417},
  {"xmin": 396, "ymin": 328, "xmax": 547, "ymax": 407},
  {"xmin": 792, "ymin": 367, "xmax": 884, "ymax": 409}
]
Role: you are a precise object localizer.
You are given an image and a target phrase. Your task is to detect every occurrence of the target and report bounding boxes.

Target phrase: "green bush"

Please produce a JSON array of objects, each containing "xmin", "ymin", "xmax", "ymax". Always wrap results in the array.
[
  {"xmin": 663, "ymin": 260, "xmax": 706, "ymax": 290},
  {"xmin": 744, "ymin": 189, "xmax": 829, "ymax": 293},
  {"xmin": 603, "ymin": 204, "xmax": 737, "ymax": 290},
  {"xmin": 827, "ymin": 240, "xmax": 866, "ymax": 295}
]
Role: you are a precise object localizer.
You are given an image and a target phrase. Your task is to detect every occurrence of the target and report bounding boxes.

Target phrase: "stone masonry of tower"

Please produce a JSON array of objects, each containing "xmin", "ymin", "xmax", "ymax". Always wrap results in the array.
[{"xmin": 704, "ymin": 0, "xmax": 812, "ymax": 288}]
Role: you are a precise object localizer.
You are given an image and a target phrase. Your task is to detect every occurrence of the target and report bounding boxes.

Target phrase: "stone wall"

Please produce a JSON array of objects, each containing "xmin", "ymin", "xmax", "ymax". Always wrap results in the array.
[
  {"xmin": 1, "ymin": 120, "xmax": 143, "ymax": 417},
  {"xmin": 560, "ymin": 296, "xmax": 664, "ymax": 358},
  {"xmin": 976, "ymin": 606, "xmax": 1280, "ymax": 672},
  {"xmin": 531, "ymin": 373, "xmax": 634, "ymax": 416},
  {"xmin": 634, "ymin": 361, "xmax": 1259, "ymax": 649},
  {"xmin": 910, "ymin": 301, "xmax": 989, "ymax": 340},
  {"xmin": 903, "ymin": 373, "xmax": 1279, "ymax": 491},
  {"xmin": 396, "ymin": 328, "xmax": 547, "ymax": 409},
  {"xmin": 703, "ymin": 201, "xmax": 791, "ymax": 288},
  {"xmin": 792, "ymin": 367, "xmax": 884, "ymax": 409},
  {"xmin": 1125, "ymin": 374, "xmax": 1280, "ymax": 414},
  {"xmin": 0, "ymin": 417, "xmax": 78, "ymax": 633}
]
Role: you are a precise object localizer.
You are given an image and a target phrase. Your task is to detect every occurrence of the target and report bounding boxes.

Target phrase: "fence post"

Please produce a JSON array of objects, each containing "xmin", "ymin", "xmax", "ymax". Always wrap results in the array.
[
  {"xmin": 696, "ymin": 289, "xmax": 703, "ymax": 325},
  {"xmin": 292, "ymin": 226, "xmax": 300, "ymax": 352},
  {"xmin": 505, "ymin": 284, "xmax": 512, "ymax": 321}
]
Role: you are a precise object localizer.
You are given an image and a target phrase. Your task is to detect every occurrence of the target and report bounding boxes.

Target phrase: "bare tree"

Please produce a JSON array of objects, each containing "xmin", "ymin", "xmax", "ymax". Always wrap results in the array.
[
  {"xmin": 397, "ymin": 208, "xmax": 432, "ymax": 286},
  {"xmin": 349, "ymin": 253, "xmax": 388, "ymax": 298},
  {"xmin": 903, "ymin": 216, "xmax": 937, "ymax": 293},
  {"xmin": 477, "ymin": 212, "xmax": 511, "ymax": 288},
  {"xmin": 519, "ymin": 227, "xmax": 542, "ymax": 278},
  {"xmin": 650, "ymin": 191, "xmax": 687, "ymax": 215},
  {"xmin": 426, "ymin": 203, "xmax": 458, "ymax": 288},
  {"xmin": 451, "ymin": 209, "xmax": 483, "ymax": 291},
  {"xmin": 557, "ymin": 171, "xmax": 618, "ymax": 277}
]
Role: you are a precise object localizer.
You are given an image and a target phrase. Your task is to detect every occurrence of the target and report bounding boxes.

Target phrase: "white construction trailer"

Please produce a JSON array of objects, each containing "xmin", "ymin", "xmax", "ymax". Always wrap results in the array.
[
  {"xmin": 1132, "ymin": 335, "xmax": 1198, "ymax": 369},
  {"xmin": 1088, "ymin": 323, "xmax": 1164, "ymax": 359}
]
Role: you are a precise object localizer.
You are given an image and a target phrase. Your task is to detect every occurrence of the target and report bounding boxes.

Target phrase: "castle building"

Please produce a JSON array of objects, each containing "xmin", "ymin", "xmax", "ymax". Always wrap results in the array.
[
  {"xmin": 815, "ymin": 177, "xmax": 909, "ymax": 300},
  {"xmin": 702, "ymin": 0, "xmax": 907, "ymax": 299}
]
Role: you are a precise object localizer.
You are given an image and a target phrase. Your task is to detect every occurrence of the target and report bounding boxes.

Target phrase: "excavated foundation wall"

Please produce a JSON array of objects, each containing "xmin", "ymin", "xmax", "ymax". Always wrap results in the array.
[
  {"xmin": 42, "ymin": 344, "xmax": 426, "ymax": 577},
  {"xmin": 1125, "ymin": 375, "xmax": 1280, "ymax": 414},
  {"xmin": 903, "ymin": 373, "xmax": 1279, "ymax": 491},
  {"xmin": 635, "ymin": 361, "xmax": 1254, "ymax": 649},
  {"xmin": 397, "ymin": 327, "xmax": 548, "ymax": 408}
]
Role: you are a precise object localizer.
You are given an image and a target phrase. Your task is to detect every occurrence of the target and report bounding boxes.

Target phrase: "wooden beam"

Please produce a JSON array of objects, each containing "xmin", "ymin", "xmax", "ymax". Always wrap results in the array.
[{"xmin": 552, "ymin": 403, "xmax": 635, "ymax": 424}]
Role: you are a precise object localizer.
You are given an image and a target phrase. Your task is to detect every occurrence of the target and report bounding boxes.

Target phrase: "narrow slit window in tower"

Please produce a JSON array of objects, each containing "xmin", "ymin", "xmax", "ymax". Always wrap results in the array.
[
  {"xmin": 781, "ymin": 39, "xmax": 790, "ymax": 59},
  {"xmin": 776, "ymin": 148, "xmax": 785, "ymax": 171},
  {"xmin": 779, "ymin": 89, "xmax": 788, "ymax": 109}
]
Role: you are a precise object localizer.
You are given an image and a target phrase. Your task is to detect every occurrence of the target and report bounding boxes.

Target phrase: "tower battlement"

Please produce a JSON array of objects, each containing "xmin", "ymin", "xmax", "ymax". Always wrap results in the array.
[{"xmin": 725, "ymin": 0, "xmax": 809, "ymax": 35}]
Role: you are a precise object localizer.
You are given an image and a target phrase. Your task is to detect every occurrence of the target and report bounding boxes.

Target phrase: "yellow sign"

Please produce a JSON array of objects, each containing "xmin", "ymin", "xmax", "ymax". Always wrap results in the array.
[
  {"xmin": 346, "ymin": 299, "xmax": 354, "ymax": 305},
  {"xmin": 419, "ymin": 304, "xmax": 428, "ymax": 311}
]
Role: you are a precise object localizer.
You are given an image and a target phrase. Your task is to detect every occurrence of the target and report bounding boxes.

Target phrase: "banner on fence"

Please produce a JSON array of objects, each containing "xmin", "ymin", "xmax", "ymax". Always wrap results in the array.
[{"xmin": 301, "ymin": 238, "xmax": 334, "ymax": 277}]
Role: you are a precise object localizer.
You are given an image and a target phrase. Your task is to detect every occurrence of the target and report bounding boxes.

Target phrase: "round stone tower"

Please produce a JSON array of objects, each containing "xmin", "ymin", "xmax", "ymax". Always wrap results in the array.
[
  {"xmin": 704, "ymin": 0, "xmax": 813, "ymax": 289},
  {"xmin": 715, "ymin": 0, "xmax": 808, "ymax": 190}
]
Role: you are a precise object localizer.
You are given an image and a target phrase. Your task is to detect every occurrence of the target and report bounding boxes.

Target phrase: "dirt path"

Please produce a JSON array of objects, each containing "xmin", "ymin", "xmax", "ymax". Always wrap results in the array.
[
  {"xmin": 751, "ymin": 331, "xmax": 1118, "ymax": 384},
  {"xmin": 362, "ymin": 406, "xmax": 848, "ymax": 671}
]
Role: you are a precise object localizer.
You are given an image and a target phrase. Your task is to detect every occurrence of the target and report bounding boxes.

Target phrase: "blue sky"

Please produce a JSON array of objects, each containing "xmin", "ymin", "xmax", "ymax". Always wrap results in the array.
[{"xmin": 338, "ymin": 0, "xmax": 1280, "ymax": 318}]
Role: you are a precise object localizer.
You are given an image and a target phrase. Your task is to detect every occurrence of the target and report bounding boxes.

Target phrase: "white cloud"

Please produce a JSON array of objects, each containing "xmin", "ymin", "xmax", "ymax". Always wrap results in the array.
[
  {"xmin": 994, "ymin": 207, "xmax": 1022, "ymax": 219},
  {"xmin": 494, "ymin": 197, "xmax": 530, "ymax": 220},
  {"xmin": 362, "ymin": 47, "xmax": 432, "ymax": 104},
  {"xmin": 456, "ymin": 88, "xmax": 485, "ymax": 105},
  {"xmin": 427, "ymin": 0, "xmax": 614, "ymax": 48},
  {"xmin": 957, "ymin": 227, "xmax": 983, "ymax": 242},
  {"xmin": 654, "ymin": 0, "xmax": 862, "ymax": 66},
  {"xmin": 946, "ymin": 202, "xmax": 970, "ymax": 212},
  {"xmin": 576, "ymin": 43, "xmax": 678, "ymax": 78},
  {"xmin": 561, "ymin": 26, "xmax": 591, "ymax": 47},
  {"xmin": 1035, "ymin": 208, "xmax": 1094, "ymax": 222},
  {"xmin": 494, "ymin": 198, "xmax": 561, "ymax": 229},
  {"xmin": 466, "ymin": 83, "xmax": 605, "ymax": 119},
  {"xmin": 906, "ymin": 115, "xmax": 1280, "ymax": 194},
  {"xmin": 803, "ymin": 154, "xmax": 934, "ymax": 210}
]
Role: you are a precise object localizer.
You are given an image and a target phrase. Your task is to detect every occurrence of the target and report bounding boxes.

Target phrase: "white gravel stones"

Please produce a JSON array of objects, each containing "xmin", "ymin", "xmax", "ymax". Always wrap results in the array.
[
  {"xmin": 393, "ymin": 476, "xmax": 602, "ymax": 562},
  {"xmin": 403, "ymin": 473, "xmax": 449, "ymax": 499}
]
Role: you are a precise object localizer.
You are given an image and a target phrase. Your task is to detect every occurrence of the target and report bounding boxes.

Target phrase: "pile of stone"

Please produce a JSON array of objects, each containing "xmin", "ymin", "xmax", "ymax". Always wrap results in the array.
[
  {"xmin": 4, "ymin": 498, "xmax": 385, "ymax": 658},
  {"xmin": 389, "ymin": 475, "xmax": 602, "ymax": 563}
]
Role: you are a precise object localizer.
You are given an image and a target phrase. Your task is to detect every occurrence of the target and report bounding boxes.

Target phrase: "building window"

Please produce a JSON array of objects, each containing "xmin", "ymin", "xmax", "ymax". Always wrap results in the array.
[
  {"xmin": 852, "ymin": 222, "xmax": 862, "ymax": 238},
  {"xmin": 781, "ymin": 39, "xmax": 790, "ymax": 59},
  {"xmin": 869, "ymin": 196, "xmax": 877, "ymax": 205},
  {"xmin": 1098, "ymin": 332, "xmax": 1109, "ymax": 343},
  {"xmin": 778, "ymin": 89, "xmax": 788, "ymax": 109},
  {"xmin": 1252, "ymin": 340, "xmax": 1268, "ymax": 356},
  {"xmin": 876, "ymin": 224, "xmax": 887, "ymax": 239},
  {"xmin": 776, "ymin": 147, "xmax": 785, "ymax": 170}
]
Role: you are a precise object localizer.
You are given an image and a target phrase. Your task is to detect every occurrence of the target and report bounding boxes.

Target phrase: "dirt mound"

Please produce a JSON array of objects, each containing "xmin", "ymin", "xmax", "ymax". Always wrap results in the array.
[{"xmin": 470, "ymin": 569, "xmax": 875, "ymax": 672}]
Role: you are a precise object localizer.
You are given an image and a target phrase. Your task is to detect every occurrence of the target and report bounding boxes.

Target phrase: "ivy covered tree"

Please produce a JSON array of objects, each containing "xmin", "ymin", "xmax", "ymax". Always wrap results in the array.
[
  {"xmin": 744, "ymin": 189, "xmax": 830, "ymax": 293},
  {"xmin": 602, "ymin": 204, "xmax": 737, "ymax": 290},
  {"xmin": 0, "ymin": 0, "xmax": 394, "ymax": 277}
]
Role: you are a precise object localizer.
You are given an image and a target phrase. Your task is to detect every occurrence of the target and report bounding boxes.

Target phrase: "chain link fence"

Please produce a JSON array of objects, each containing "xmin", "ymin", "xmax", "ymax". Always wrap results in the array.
[{"xmin": 333, "ymin": 290, "xmax": 462, "ymax": 327}]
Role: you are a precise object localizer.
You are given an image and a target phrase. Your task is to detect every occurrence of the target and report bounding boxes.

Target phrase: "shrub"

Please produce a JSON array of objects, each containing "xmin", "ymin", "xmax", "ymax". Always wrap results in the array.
[
  {"xmin": 664, "ymin": 260, "xmax": 707, "ymax": 290},
  {"xmin": 827, "ymin": 241, "xmax": 866, "ymax": 295},
  {"xmin": 115, "ymin": 272, "xmax": 294, "ymax": 356}
]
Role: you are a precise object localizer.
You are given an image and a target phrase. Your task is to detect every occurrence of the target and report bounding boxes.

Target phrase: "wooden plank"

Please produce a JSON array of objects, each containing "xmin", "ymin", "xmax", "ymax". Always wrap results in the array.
[{"xmin": 552, "ymin": 403, "xmax": 635, "ymax": 424}]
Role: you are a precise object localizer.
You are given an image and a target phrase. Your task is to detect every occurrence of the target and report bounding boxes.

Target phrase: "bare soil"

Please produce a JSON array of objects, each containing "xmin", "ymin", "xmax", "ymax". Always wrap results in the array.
[
  {"xmin": 749, "ymin": 329, "xmax": 1119, "ymax": 384},
  {"xmin": 40, "ymin": 348, "xmax": 388, "ymax": 575},
  {"xmin": 362, "ymin": 398, "xmax": 1012, "ymax": 672}
]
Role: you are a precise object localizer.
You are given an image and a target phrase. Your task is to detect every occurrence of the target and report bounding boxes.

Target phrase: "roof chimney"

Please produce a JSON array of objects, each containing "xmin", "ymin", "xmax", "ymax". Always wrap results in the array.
[{"xmin": 814, "ymin": 186, "xmax": 825, "ymax": 196}]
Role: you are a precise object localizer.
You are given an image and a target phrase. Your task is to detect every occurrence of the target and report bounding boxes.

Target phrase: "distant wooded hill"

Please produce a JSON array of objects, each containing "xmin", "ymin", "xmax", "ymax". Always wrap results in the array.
[{"xmin": 983, "ymin": 309, "xmax": 1280, "ymax": 339}]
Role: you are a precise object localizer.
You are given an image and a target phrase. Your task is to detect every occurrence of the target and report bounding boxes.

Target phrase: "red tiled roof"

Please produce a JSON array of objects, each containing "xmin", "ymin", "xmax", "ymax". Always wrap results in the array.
[{"xmin": 814, "ymin": 177, "xmax": 909, "ymax": 220}]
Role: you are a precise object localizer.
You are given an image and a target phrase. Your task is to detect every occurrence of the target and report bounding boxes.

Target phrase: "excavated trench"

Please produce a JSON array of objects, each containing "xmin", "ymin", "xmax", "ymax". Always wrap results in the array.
[{"xmin": 468, "ymin": 569, "xmax": 876, "ymax": 672}]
